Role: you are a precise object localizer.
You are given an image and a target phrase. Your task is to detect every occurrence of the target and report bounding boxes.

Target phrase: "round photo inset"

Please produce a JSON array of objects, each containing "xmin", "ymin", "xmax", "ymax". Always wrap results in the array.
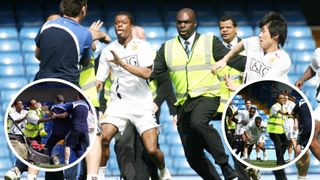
[
  {"xmin": 222, "ymin": 80, "xmax": 314, "ymax": 171},
  {"xmin": 4, "ymin": 78, "xmax": 97, "ymax": 172}
]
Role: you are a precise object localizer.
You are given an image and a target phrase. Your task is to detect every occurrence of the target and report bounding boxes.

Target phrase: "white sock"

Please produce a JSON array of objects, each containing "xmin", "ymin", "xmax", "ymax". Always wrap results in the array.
[
  {"xmin": 98, "ymin": 166, "xmax": 106, "ymax": 180},
  {"xmin": 65, "ymin": 160, "xmax": 69, "ymax": 164},
  {"xmin": 289, "ymin": 153, "xmax": 292, "ymax": 160},
  {"xmin": 297, "ymin": 176, "xmax": 307, "ymax": 180},
  {"xmin": 27, "ymin": 174, "xmax": 37, "ymax": 180},
  {"xmin": 87, "ymin": 174, "xmax": 98, "ymax": 180}
]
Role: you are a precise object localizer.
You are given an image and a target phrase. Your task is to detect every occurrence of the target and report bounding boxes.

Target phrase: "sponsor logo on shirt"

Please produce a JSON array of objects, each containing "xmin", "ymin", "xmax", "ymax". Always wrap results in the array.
[
  {"xmin": 115, "ymin": 55, "xmax": 138, "ymax": 71},
  {"xmin": 249, "ymin": 58, "xmax": 271, "ymax": 77}
]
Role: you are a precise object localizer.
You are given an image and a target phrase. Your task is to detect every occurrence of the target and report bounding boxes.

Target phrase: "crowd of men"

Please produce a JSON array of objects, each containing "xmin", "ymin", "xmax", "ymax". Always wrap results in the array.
[{"xmin": 4, "ymin": 0, "xmax": 320, "ymax": 179}]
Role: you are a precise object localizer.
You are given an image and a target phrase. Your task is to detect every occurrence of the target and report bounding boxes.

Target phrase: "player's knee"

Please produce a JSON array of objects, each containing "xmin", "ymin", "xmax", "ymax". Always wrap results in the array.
[{"xmin": 101, "ymin": 134, "xmax": 111, "ymax": 148}]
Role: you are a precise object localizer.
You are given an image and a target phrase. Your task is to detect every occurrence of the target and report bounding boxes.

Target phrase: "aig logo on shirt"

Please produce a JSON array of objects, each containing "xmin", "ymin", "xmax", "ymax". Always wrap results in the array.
[
  {"xmin": 249, "ymin": 58, "xmax": 271, "ymax": 77},
  {"xmin": 115, "ymin": 55, "xmax": 138, "ymax": 71}
]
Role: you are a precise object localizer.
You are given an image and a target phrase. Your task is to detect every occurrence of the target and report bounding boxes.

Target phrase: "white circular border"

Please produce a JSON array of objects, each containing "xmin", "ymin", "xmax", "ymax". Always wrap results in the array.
[
  {"xmin": 221, "ymin": 79, "xmax": 315, "ymax": 171},
  {"xmin": 3, "ymin": 78, "xmax": 98, "ymax": 172}
]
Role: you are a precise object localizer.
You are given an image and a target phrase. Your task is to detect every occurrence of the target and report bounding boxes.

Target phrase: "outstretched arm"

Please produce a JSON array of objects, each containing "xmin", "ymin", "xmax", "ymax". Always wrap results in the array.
[{"xmin": 295, "ymin": 66, "xmax": 316, "ymax": 89}]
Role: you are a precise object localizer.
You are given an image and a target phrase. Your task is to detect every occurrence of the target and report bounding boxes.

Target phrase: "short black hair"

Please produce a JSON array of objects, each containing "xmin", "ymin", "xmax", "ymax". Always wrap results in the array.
[
  {"xmin": 259, "ymin": 11, "xmax": 287, "ymax": 47},
  {"xmin": 115, "ymin": 11, "xmax": 135, "ymax": 25},
  {"xmin": 255, "ymin": 116, "xmax": 262, "ymax": 121},
  {"xmin": 60, "ymin": 0, "xmax": 87, "ymax": 17},
  {"xmin": 219, "ymin": 15, "xmax": 238, "ymax": 27}
]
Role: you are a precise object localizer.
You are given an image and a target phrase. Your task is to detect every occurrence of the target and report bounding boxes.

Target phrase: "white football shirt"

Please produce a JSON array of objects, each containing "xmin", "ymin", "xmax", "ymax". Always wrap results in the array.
[
  {"xmin": 96, "ymin": 38, "xmax": 155, "ymax": 114},
  {"xmin": 242, "ymin": 37, "xmax": 291, "ymax": 83}
]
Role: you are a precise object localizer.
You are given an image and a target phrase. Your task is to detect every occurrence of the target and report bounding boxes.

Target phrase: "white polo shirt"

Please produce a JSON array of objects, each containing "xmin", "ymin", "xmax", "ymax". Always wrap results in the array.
[
  {"xmin": 242, "ymin": 37, "xmax": 291, "ymax": 83},
  {"xmin": 8, "ymin": 108, "xmax": 28, "ymax": 134},
  {"xmin": 96, "ymin": 38, "xmax": 155, "ymax": 114}
]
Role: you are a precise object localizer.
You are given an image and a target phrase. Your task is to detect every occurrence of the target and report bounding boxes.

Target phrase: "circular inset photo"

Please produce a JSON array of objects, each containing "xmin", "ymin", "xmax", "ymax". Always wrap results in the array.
[
  {"xmin": 4, "ymin": 78, "xmax": 97, "ymax": 172},
  {"xmin": 222, "ymin": 80, "xmax": 314, "ymax": 171}
]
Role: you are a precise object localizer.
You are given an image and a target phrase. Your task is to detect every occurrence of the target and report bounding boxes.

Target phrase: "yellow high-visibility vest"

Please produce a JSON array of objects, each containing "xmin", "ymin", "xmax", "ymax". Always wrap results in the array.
[
  {"xmin": 80, "ymin": 58, "xmax": 100, "ymax": 108},
  {"xmin": 24, "ymin": 109, "xmax": 42, "ymax": 138},
  {"xmin": 267, "ymin": 107, "xmax": 285, "ymax": 134},
  {"xmin": 226, "ymin": 106, "xmax": 237, "ymax": 130},
  {"xmin": 164, "ymin": 35, "xmax": 220, "ymax": 106}
]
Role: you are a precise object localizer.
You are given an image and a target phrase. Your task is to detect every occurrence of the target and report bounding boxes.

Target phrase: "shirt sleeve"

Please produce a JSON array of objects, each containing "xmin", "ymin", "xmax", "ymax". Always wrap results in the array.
[
  {"xmin": 310, "ymin": 48, "xmax": 320, "ymax": 72},
  {"xmin": 150, "ymin": 43, "xmax": 168, "ymax": 80},
  {"xmin": 27, "ymin": 112, "xmax": 40, "ymax": 125},
  {"xmin": 139, "ymin": 41, "xmax": 155, "ymax": 67},
  {"xmin": 271, "ymin": 104, "xmax": 281, "ymax": 115},
  {"xmin": 96, "ymin": 47, "xmax": 111, "ymax": 82},
  {"xmin": 80, "ymin": 30, "xmax": 93, "ymax": 62},
  {"xmin": 212, "ymin": 36, "xmax": 246, "ymax": 72}
]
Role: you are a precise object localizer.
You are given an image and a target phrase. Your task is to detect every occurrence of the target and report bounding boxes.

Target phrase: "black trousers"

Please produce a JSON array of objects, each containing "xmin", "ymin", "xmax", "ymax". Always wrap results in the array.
[
  {"xmin": 177, "ymin": 96, "xmax": 229, "ymax": 180},
  {"xmin": 115, "ymin": 122, "xmax": 158, "ymax": 180},
  {"xmin": 269, "ymin": 133, "xmax": 289, "ymax": 165}
]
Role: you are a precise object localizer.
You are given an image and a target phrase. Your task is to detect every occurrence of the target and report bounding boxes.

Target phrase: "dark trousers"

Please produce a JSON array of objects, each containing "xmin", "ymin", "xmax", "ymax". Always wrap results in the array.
[
  {"xmin": 269, "ymin": 133, "xmax": 289, "ymax": 165},
  {"xmin": 177, "ymin": 96, "xmax": 229, "ymax": 180},
  {"xmin": 232, "ymin": 156, "xmax": 250, "ymax": 180},
  {"xmin": 115, "ymin": 122, "xmax": 158, "ymax": 180}
]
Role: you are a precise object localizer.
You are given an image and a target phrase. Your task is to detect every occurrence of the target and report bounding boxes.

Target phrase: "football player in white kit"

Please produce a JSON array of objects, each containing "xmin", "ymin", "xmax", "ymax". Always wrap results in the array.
[
  {"xmin": 245, "ymin": 116, "xmax": 267, "ymax": 161},
  {"xmin": 296, "ymin": 48, "xmax": 320, "ymax": 160},
  {"xmin": 95, "ymin": 12, "xmax": 171, "ymax": 179},
  {"xmin": 211, "ymin": 11, "xmax": 291, "ymax": 84}
]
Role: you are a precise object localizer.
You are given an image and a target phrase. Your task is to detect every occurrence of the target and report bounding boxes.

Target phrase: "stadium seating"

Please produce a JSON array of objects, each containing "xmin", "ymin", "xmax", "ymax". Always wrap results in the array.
[
  {"xmin": 0, "ymin": 0, "xmax": 319, "ymax": 178},
  {"xmin": 0, "ymin": 27, "xmax": 18, "ymax": 40}
]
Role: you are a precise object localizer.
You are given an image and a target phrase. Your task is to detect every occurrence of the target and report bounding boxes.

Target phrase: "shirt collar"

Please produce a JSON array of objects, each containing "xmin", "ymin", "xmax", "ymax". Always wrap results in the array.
[
  {"xmin": 179, "ymin": 32, "xmax": 196, "ymax": 48},
  {"xmin": 222, "ymin": 36, "xmax": 238, "ymax": 48}
]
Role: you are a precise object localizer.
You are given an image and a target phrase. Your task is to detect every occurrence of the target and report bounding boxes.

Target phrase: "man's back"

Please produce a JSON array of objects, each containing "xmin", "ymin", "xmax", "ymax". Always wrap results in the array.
[{"xmin": 35, "ymin": 17, "xmax": 92, "ymax": 84}]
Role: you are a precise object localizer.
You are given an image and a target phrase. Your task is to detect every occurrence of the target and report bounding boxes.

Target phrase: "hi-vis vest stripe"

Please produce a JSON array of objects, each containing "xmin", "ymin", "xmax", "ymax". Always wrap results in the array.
[
  {"xmin": 80, "ymin": 57, "xmax": 100, "ymax": 108},
  {"xmin": 165, "ymin": 35, "xmax": 220, "ymax": 105},
  {"xmin": 267, "ymin": 110, "xmax": 285, "ymax": 134}
]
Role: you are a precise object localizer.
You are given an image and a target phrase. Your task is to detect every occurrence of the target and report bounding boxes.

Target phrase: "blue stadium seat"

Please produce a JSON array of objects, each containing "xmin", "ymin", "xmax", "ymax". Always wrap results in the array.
[
  {"xmin": 0, "ymin": 27, "xmax": 18, "ymax": 40},
  {"xmin": 0, "ymin": 77, "xmax": 28, "ymax": 90},
  {"xmin": 173, "ymin": 156, "xmax": 190, "ymax": 169},
  {"xmin": 107, "ymin": 26, "xmax": 116, "ymax": 39},
  {"xmin": 166, "ymin": 26, "xmax": 178, "ymax": 39},
  {"xmin": 0, "ymin": 40, "xmax": 20, "ymax": 53},
  {"xmin": 0, "ymin": 90, "xmax": 17, "ymax": 103},
  {"xmin": 286, "ymin": 38, "xmax": 316, "ymax": 51},
  {"xmin": 166, "ymin": 133, "xmax": 182, "ymax": 145},
  {"xmin": 237, "ymin": 104, "xmax": 246, "ymax": 110},
  {"xmin": 197, "ymin": 12, "xmax": 219, "ymax": 26},
  {"xmin": 0, "ymin": 65, "xmax": 25, "ymax": 77},
  {"xmin": 237, "ymin": 26, "xmax": 254, "ymax": 38},
  {"xmin": 287, "ymin": 26, "xmax": 312, "ymax": 38},
  {"xmin": 143, "ymin": 26, "xmax": 166, "ymax": 39},
  {"xmin": 19, "ymin": 27, "xmax": 40, "ymax": 40},
  {"xmin": 24, "ymin": 52, "xmax": 40, "ymax": 65},
  {"xmin": 197, "ymin": 26, "xmax": 220, "ymax": 36},
  {"xmin": 21, "ymin": 39, "xmax": 36, "ymax": 53},
  {"xmin": 295, "ymin": 62, "xmax": 310, "ymax": 74},
  {"xmin": 135, "ymin": 12, "xmax": 163, "ymax": 26},
  {"xmin": 25, "ymin": 65, "xmax": 39, "ymax": 79},
  {"xmin": 233, "ymin": 94, "xmax": 243, "ymax": 100},
  {"xmin": 0, "ymin": 53, "xmax": 23, "ymax": 65},
  {"xmin": 170, "ymin": 146, "xmax": 185, "ymax": 157},
  {"xmin": 148, "ymin": 39, "xmax": 164, "ymax": 51},
  {"xmin": 291, "ymin": 50, "xmax": 313, "ymax": 63}
]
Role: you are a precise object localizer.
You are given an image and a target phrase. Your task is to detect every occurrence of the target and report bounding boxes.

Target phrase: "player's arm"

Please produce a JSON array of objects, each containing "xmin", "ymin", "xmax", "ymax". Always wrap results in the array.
[
  {"xmin": 310, "ymin": 120, "xmax": 320, "ymax": 160},
  {"xmin": 35, "ymin": 47, "xmax": 40, "ymax": 60},
  {"xmin": 230, "ymin": 110, "xmax": 239, "ymax": 123},
  {"xmin": 211, "ymin": 38, "xmax": 245, "ymax": 73},
  {"xmin": 110, "ymin": 50, "xmax": 152, "ymax": 79},
  {"xmin": 295, "ymin": 66, "xmax": 316, "ymax": 89}
]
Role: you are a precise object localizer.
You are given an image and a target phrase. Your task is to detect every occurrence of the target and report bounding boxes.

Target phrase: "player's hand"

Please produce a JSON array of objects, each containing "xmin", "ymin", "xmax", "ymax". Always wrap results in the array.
[
  {"xmin": 211, "ymin": 60, "xmax": 226, "ymax": 74},
  {"xmin": 110, "ymin": 50, "xmax": 124, "ymax": 66},
  {"xmin": 224, "ymin": 75, "xmax": 239, "ymax": 92},
  {"xmin": 295, "ymin": 79, "xmax": 304, "ymax": 89},
  {"xmin": 90, "ymin": 20, "xmax": 103, "ymax": 31},
  {"xmin": 96, "ymin": 81, "xmax": 104, "ymax": 92}
]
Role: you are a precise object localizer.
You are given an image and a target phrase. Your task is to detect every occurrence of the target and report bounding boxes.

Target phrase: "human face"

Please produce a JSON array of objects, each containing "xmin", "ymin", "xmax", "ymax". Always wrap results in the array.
[
  {"xmin": 219, "ymin": 20, "xmax": 238, "ymax": 43},
  {"xmin": 277, "ymin": 94, "xmax": 286, "ymax": 104},
  {"xmin": 259, "ymin": 24, "xmax": 278, "ymax": 53},
  {"xmin": 249, "ymin": 108, "xmax": 256, "ymax": 118},
  {"xmin": 15, "ymin": 101, "xmax": 24, "ymax": 112},
  {"xmin": 245, "ymin": 100, "xmax": 252, "ymax": 110},
  {"xmin": 255, "ymin": 118, "xmax": 262, "ymax": 127},
  {"xmin": 29, "ymin": 100, "xmax": 38, "ymax": 110},
  {"xmin": 176, "ymin": 11, "xmax": 196, "ymax": 40},
  {"xmin": 114, "ymin": 15, "xmax": 133, "ymax": 43}
]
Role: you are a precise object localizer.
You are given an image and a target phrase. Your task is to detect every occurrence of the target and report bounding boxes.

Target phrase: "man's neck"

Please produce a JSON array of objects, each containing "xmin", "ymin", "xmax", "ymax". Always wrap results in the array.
[
  {"xmin": 63, "ymin": 15, "xmax": 81, "ymax": 23},
  {"xmin": 118, "ymin": 36, "xmax": 133, "ymax": 47}
]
